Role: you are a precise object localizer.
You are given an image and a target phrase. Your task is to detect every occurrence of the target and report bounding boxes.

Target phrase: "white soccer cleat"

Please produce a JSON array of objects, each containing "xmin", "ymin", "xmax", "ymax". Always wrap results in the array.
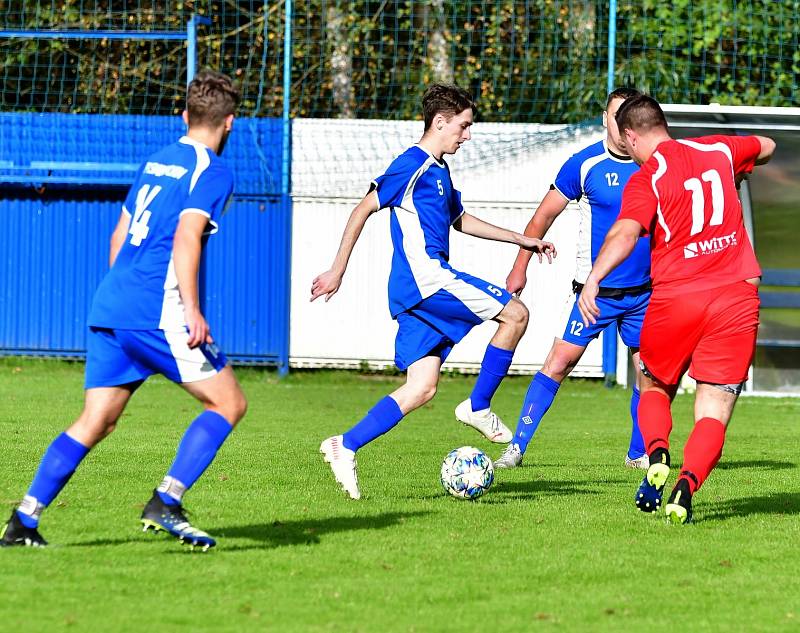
[
  {"xmin": 494, "ymin": 443, "xmax": 523, "ymax": 469},
  {"xmin": 624, "ymin": 454, "xmax": 650, "ymax": 470},
  {"xmin": 455, "ymin": 399, "xmax": 513, "ymax": 444},
  {"xmin": 320, "ymin": 435, "xmax": 361, "ymax": 500}
]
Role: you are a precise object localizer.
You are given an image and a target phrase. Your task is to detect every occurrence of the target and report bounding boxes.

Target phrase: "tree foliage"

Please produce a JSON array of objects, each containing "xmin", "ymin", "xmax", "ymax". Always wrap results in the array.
[{"xmin": 1, "ymin": 1, "xmax": 798, "ymax": 122}]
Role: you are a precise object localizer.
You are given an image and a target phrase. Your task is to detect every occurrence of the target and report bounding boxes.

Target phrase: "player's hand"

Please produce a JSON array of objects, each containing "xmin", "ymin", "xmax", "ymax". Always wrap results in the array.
[
  {"xmin": 506, "ymin": 267, "xmax": 527, "ymax": 295},
  {"xmin": 520, "ymin": 237, "xmax": 556, "ymax": 264},
  {"xmin": 311, "ymin": 269, "xmax": 343, "ymax": 302},
  {"xmin": 185, "ymin": 308, "xmax": 213, "ymax": 349},
  {"xmin": 577, "ymin": 277, "xmax": 601, "ymax": 327}
]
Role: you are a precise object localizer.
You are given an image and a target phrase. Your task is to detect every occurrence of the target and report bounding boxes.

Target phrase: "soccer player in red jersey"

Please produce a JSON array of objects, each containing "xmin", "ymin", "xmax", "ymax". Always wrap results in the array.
[{"xmin": 577, "ymin": 94, "xmax": 775, "ymax": 524}]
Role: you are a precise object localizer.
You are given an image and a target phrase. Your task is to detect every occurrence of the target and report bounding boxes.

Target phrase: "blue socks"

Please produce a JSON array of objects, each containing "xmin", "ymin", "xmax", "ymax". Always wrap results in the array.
[
  {"xmin": 469, "ymin": 344, "xmax": 515, "ymax": 411},
  {"xmin": 512, "ymin": 372, "xmax": 560, "ymax": 454},
  {"xmin": 342, "ymin": 396, "xmax": 404, "ymax": 452},
  {"xmin": 17, "ymin": 432, "xmax": 90, "ymax": 528},
  {"xmin": 627, "ymin": 386, "xmax": 646, "ymax": 459},
  {"xmin": 158, "ymin": 411, "xmax": 233, "ymax": 506}
]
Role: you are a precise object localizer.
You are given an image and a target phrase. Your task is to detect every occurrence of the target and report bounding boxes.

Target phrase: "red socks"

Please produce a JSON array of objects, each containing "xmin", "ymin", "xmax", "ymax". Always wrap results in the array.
[
  {"xmin": 639, "ymin": 388, "xmax": 727, "ymax": 494},
  {"xmin": 680, "ymin": 417, "xmax": 726, "ymax": 493},
  {"xmin": 637, "ymin": 390, "xmax": 673, "ymax": 454}
]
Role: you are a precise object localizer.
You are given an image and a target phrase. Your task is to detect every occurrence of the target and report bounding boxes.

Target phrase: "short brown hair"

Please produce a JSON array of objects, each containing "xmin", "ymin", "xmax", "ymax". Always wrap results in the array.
[
  {"xmin": 186, "ymin": 70, "xmax": 240, "ymax": 127},
  {"xmin": 606, "ymin": 87, "xmax": 640, "ymax": 107},
  {"xmin": 422, "ymin": 83, "xmax": 477, "ymax": 131},
  {"xmin": 615, "ymin": 94, "xmax": 668, "ymax": 134}
]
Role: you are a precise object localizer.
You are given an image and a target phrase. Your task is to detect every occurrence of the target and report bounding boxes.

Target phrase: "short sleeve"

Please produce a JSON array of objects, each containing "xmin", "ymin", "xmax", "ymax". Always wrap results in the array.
[
  {"xmin": 450, "ymin": 187, "xmax": 464, "ymax": 225},
  {"xmin": 371, "ymin": 168, "xmax": 412, "ymax": 210},
  {"xmin": 720, "ymin": 135, "xmax": 762, "ymax": 175},
  {"xmin": 618, "ymin": 172, "xmax": 658, "ymax": 236},
  {"xmin": 181, "ymin": 163, "xmax": 234, "ymax": 235},
  {"xmin": 552, "ymin": 153, "xmax": 583, "ymax": 201}
]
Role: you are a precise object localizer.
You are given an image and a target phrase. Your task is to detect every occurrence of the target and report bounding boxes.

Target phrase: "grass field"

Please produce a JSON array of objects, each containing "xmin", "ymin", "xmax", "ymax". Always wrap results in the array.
[{"xmin": 1, "ymin": 359, "xmax": 799, "ymax": 632}]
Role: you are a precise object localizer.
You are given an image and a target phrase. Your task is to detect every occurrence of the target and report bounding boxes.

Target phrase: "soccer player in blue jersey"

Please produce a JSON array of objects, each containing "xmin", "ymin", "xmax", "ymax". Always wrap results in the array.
[
  {"xmin": 310, "ymin": 83, "xmax": 556, "ymax": 499},
  {"xmin": 495, "ymin": 87, "xmax": 651, "ymax": 470},
  {"xmin": 1, "ymin": 71, "xmax": 247, "ymax": 549}
]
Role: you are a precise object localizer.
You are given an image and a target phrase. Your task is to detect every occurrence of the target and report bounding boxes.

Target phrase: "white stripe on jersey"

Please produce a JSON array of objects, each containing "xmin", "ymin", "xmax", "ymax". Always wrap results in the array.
[
  {"xmin": 651, "ymin": 152, "xmax": 671, "ymax": 243},
  {"xmin": 578, "ymin": 152, "xmax": 609, "ymax": 190},
  {"xmin": 179, "ymin": 136, "xmax": 212, "ymax": 193},
  {"xmin": 573, "ymin": 152, "xmax": 609, "ymax": 283},
  {"xmin": 440, "ymin": 276, "xmax": 505, "ymax": 320},
  {"xmin": 158, "ymin": 138, "xmax": 215, "ymax": 331},
  {"xmin": 163, "ymin": 329, "xmax": 218, "ymax": 383},
  {"xmin": 393, "ymin": 158, "xmax": 457, "ymax": 300},
  {"xmin": 676, "ymin": 138, "xmax": 735, "ymax": 179},
  {"xmin": 158, "ymin": 255, "xmax": 186, "ymax": 331}
]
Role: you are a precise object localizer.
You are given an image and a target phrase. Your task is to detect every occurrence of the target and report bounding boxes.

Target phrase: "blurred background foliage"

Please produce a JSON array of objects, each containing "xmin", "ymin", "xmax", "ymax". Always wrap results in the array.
[{"xmin": 1, "ymin": 1, "xmax": 798, "ymax": 121}]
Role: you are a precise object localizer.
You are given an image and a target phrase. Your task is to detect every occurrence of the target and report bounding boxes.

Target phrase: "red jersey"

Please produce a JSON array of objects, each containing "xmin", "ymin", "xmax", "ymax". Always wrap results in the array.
[{"xmin": 618, "ymin": 135, "xmax": 762, "ymax": 296}]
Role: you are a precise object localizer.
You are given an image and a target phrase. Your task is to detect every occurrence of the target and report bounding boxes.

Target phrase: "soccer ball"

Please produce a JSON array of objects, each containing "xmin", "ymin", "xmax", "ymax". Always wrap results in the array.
[{"xmin": 440, "ymin": 446, "xmax": 494, "ymax": 499}]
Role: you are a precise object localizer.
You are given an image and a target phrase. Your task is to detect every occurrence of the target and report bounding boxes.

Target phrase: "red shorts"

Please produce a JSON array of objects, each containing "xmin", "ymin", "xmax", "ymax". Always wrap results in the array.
[{"xmin": 640, "ymin": 281, "xmax": 760, "ymax": 386}]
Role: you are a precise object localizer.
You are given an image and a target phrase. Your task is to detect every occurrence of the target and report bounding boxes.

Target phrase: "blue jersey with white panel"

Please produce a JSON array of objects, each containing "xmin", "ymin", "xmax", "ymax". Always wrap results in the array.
[
  {"xmin": 553, "ymin": 139, "xmax": 650, "ymax": 288},
  {"xmin": 371, "ymin": 145, "xmax": 465, "ymax": 317},
  {"xmin": 88, "ymin": 136, "xmax": 233, "ymax": 331}
]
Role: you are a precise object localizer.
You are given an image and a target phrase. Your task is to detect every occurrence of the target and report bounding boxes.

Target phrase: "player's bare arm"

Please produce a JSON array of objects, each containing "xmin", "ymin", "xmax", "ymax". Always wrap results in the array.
[
  {"xmin": 173, "ymin": 213, "xmax": 212, "ymax": 348},
  {"xmin": 577, "ymin": 218, "xmax": 642, "ymax": 326},
  {"xmin": 754, "ymin": 135, "xmax": 776, "ymax": 164},
  {"xmin": 108, "ymin": 209, "xmax": 131, "ymax": 267},
  {"xmin": 311, "ymin": 192, "xmax": 379, "ymax": 302},
  {"xmin": 507, "ymin": 188, "xmax": 569, "ymax": 294},
  {"xmin": 453, "ymin": 213, "xmax": 557, "ymax": 263}
]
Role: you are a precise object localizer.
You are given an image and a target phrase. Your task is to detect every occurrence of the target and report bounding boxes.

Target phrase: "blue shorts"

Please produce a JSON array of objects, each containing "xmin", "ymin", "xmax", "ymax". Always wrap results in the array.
[
  {"xmin": 394, "ymin": 272, "xmax": 512, "ymax": 371},
  {"xmin": 85, "ymin": 327, "xmax": 228, "ymax": 389},
  {"xmin": 560, "ymin": 290, "xmax": 651, "ymax": 348}
]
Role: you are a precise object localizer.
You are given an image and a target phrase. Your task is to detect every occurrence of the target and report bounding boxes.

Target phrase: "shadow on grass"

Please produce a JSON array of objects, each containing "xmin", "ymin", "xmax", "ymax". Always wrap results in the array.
[
  {"xmin": 483, "ymin": 478, "xmax": 614, "ymax": 502},
  {"xmin": 70, "ymin": 533, "xmax": 181, "ymax": 548},
  {"xmin": 214, "ymin": 510, "xmax": 431, "ymax": 552},
  {"xmin": 715, "ymin": 459, "xmax": 796, "ymax": 471},
  {"xmin": 700, "ymin": 492, "xmax": 800, "ymax": 522},
  {"xmin": 70, "ymin": 511, "xmax": 430, "ymax": 550}
]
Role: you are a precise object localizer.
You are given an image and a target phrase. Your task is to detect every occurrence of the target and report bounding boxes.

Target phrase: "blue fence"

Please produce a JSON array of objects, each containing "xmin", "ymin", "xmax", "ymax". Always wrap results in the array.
[{"xmin": 0, "ymin": 113, "xmax": 290, "ymax": 370}]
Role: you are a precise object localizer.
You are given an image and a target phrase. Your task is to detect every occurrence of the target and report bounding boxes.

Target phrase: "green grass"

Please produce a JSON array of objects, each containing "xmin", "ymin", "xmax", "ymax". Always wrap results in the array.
[{"xmin": 1, "ymin": 359, "xmax": 799, "ymax": 632}]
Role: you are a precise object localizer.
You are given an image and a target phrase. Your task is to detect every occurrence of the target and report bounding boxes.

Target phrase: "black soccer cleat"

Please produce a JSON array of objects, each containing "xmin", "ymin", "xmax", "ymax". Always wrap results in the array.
[
  {"xmin": 0, "ymin": 511, "xmax": 48, "ymax": 548},
  {"xmin": 665, "ymin": 477, "xmax": 694, "ymax": 525},
  {"xmin": 140, "ymin": 490, "xmax": 216, "ymax": 551}
]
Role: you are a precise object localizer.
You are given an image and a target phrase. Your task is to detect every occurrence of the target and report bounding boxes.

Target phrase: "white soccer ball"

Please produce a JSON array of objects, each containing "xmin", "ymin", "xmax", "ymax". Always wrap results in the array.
[{"xmin": 440, "ymin": 446, "xmax": 494, "ymax": 499}]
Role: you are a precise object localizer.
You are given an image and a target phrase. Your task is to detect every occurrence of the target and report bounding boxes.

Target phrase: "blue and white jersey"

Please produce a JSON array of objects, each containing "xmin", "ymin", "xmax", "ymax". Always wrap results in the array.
[
  {"xmin": 371, "ymin": 145, "xmax": 465, "ymax": 317},
  {"xmin": 553, "ymin": 140, "xmax": 650, "ymax": 288},
  {"xmin": 88, "ymin": 136, "xmax": 234, "ymax": 331}
]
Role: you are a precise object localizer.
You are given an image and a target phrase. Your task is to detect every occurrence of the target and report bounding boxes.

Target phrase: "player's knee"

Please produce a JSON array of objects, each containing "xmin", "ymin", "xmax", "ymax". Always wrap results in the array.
[
  {"xmin": 234, "ymin": 392, "xmax": 248, "ymax": 422},
  {"xmin": 542, "ymin": 352, "xmax": 575, "ymax": 380},
  {"xmin": 503, "ymin": 299, "xmax": 529, "ymax": 329},
  {"xmin": 409, "ymin": 382, "xmax": 437, "ymax": 408},
  {"xmin": 224, "ymin": 390, "xmax": 248, "ymax": 425},
  {"xmin": 72, "ymin": 412, "xmax": 118, "ymax": 445},
  {"xmin": 542, "ymin": 339, "xmax": 582, "ymax": 381}
]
